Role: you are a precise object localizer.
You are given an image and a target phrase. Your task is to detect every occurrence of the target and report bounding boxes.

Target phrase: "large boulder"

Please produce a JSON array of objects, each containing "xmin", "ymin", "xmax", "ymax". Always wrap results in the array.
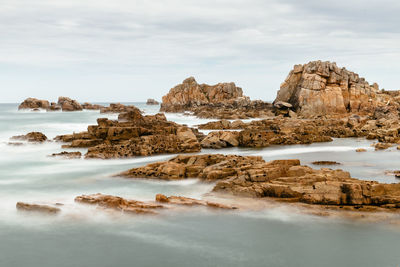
[
  {"xmin": 18, "ymin": 98, "xmax": 50, "ymax": 110},
  {"xmin": 58, "ymin": 97, "xmax": 83, "ymax": 111},
  {"xmin": 274, "ymin": 61, "xmax": 391, "ymax": 117}
]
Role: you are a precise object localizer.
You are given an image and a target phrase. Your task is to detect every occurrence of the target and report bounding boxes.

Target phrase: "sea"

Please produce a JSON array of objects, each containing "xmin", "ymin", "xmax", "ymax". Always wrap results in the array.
[{"xmin": 1, "ymin": 103, "xmax": 400, "ymax": 267}]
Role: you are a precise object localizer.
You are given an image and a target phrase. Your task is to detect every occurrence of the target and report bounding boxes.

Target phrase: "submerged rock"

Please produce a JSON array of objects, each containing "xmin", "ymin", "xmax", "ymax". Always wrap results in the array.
[
  {"xmin": 155, "ymin": 194, "xmax": 236, "ymax": 209},
  {"xmin": 11, "ymin": 132, "xmax": 47, "ymax": 142},
  {"xmin": 50, "ymin": 151, "xmax": 82, "ymax": 159},
  {"xmin": 16, "ymin": 202, "xmax": 61, "ymax": 214},
  {"xmin": 311, "ymin": 161, "xmax": 341, "ymax": 165}
]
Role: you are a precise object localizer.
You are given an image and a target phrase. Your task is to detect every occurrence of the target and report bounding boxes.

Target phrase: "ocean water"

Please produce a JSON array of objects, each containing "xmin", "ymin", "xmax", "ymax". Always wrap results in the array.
[{"xmin": 1, "ymin": 103, "xmax": 400, "ymax": 267}]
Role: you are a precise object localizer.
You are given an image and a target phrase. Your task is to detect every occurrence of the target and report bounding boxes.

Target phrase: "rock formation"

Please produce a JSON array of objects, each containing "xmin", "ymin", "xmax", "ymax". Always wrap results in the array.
[
  {"xmin": 50, "ymin": 151, "xmax": 82, "ymax": 159},
  {"xmin": 74, "ymin": 193, "xmax": 234, "ymax": 215},
  {"xmin": 160, "ymin": 77, "xmax": 273, "ymax": 119},
  {"xmin": 274, "ymin": 61, "xmax": 397, "ymax": 117},
  {"xmin": 58, "ymin": 96, "xmax": 83, "ymax": 111},
  {"xmin": 55, "ymin": 106, "xmax": 202, "ymax": 159},
  {"xmin": 16, "ymin": 202, "xmax": 61, "ymax": 214},
  {"xmin": 18, "ymin": 98, "xmax": 50, "ymax": 110},
  {"xmin": 119, "ymin": 154, "xmax": 400, "ymax": 209},
  {"xmin": 11, "ymin": 132, "xmax": 48, "ymax": 142},
  {"xmin": 146, "ymin": 99, "xmax": 159, "ymax": 105}
]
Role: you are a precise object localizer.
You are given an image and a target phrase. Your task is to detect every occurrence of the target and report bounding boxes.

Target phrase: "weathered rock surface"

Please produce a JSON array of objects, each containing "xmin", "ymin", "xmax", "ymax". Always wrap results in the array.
[
  {"xmin": 120, "ymin": 154, "xmax": 400, "ymax": 209},
  {"xmin": 55, "ymin": 106, "xmax": 202, "ymax": 159},
  {"xmin": 201, "ymin": 131, "xmax": 240, "ymax": 149},
  {"xmin": 160, "ymin": 77, "xmax": 273, "ymax": 119},
  {"xmin": 16, "ymin": 202, "xmax": 61, "ymax": 214},
  {"xmin": 58, "ymin": 96, "xmax": 83, "ymax": 111},
  {"xmin": 155, "ymin": 194, "xmax": 236, "ymax": 209},
  {"xmin": 146, "ymin": 99, "xmax": 159, "ymax": 105},
  {"xmin": 11, "ymin": 132, "xmax": 47, "ymax": 142},
  {"xmin": 82, "ymin": 102, "xmax": 104, "ymax": 110},
  {"xmin": 100, "ymin": 103, "xmax": 138, "ymax": 114},
  {"xmin": 18, "ymin": 98, "xmax": 50, "ymax": 110},
  {"xmin": 75, "ymin": 193, "xmax": 162, "ymax": 214},
  {"xmin": 274, "ymin": 61, "xmax": 397, "ymax": 117},
  {"xmin": 50, "ymin": 151, "xmax": 82, "ymax": 159}
]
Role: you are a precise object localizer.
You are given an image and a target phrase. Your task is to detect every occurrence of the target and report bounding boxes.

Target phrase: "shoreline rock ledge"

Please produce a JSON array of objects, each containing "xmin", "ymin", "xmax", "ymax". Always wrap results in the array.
[{"xmin": 274, "ymin": 60, "xmax": 395, "ymax": 117}]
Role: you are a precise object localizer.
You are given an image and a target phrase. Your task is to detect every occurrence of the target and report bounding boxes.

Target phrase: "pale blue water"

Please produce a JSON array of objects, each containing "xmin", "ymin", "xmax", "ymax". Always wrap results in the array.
[{"xmin": 1, "ymin": 103, "xmax": 400, "ymax": 267}]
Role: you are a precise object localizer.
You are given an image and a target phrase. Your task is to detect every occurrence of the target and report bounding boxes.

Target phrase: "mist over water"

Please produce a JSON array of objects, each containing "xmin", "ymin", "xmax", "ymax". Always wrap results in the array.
[{"xmin": 1, "ymin": 103, "xmax": 400, "ymax": 267}]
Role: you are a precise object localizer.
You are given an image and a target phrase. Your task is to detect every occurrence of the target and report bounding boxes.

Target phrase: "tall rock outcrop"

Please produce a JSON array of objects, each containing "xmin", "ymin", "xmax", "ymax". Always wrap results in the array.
[
  {"xmin": 160, "ymin": 77, "xmax": 247, "ymax": 112},
  {"xmin": 274, "ymin": 61, "xmax": 390, "ymax": 117}
]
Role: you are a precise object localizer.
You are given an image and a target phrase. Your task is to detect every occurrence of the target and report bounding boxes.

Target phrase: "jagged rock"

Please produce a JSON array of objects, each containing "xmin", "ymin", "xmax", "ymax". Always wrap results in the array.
[
  {"xmin": 18, "ymin": 98, "xmax": 50, "ymax": 110},
  {"xmin": 274, "ymin": 61, "xmax": 395, "ymax": 117},
  {"xmin": 50, "ymin": 151, "xmax": 82, "ymax": 159},
  {"xmin": 55, "ymin": 107, "xmax": 201, "ymax": 159},
  {"xmin": 58, "ymin": 97, "xmax": 83, "ymax": 111},
  {"xmin": 146, "ymin": 99, "xmax": 159, "ymax": 105},
  {"xmin": 201, "ymin": 131, "xmax": 240, "ymax": 149},
  {"xmin": 100, "ymin": 103, "xmax": 138, "ymax": 114},
  {"xmin": 11, "ymin": 132, "xmax": 47, "ymax": 142},
  {"xmin": 16, "ymin": 202, "xmax": 61, "ymax": 214},
  {"xmin": 160, "ymin": 77, "xmax": 273, "ymax": 119}
]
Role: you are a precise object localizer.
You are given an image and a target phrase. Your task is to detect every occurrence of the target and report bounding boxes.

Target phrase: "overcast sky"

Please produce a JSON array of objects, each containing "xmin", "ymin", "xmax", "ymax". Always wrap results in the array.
[{"xmin": 1, "ymin": 0, "xmax": 399, "ymax": 103}]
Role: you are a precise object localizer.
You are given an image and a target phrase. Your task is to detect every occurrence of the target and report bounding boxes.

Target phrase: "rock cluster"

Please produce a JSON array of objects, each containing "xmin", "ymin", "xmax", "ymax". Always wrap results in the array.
[
  {"xmin": 119, "ymin": 154, "xmax": 400, "ymax": 209},
  {"xmin": 55, "ymin": 106, "xmax": 202, "ymax": 159},
  {"xmin": 11, "ymin": 132, "xmax": 48, "ymax": 143},
  {"xmin": 57, "ymin": 96, "xmax": 83, "ymax": 111},
  {"xmin": 18, "ymin": 97, "xmax": 103, "ymax": 112},
  {"xmin": 75, "ymin": 193, "xmax": 234, "ymax": 215},
  {"xmin": 160, "ymin": 77, "xmax": 273, "ymax": 119},
  {"xmin": 146, "ymin": 99, "xmax": 159, "ymax": 105},
  {"xmin": 274, "ymin": 61, "xmax": 397, "ymax": 117},
  {"xmin": 50, "ymin": 151, "xmax": 82, "ymax": 159}
]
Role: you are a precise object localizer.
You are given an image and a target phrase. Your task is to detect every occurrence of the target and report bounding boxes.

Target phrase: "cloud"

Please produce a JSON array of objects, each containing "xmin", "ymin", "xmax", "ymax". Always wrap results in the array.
[{"xmin": 0, "ymin": 0, "xmax": 399, "ymax": 102}]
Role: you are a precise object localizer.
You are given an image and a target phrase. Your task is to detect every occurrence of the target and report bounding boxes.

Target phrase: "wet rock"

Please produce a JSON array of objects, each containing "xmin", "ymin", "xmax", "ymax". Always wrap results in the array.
[
  {"xmin": 81, "ymin": 102, "xmax": 104, "ymax": 110},
  {"xmin": 155, "ymin": 194, "xmax": 236, "ymax": 209},
  {"xmin": 11, "ymin": 132, "xmax": 47, "ymax": 142},
  {"xmin": 51, "ymin": 151, "xmax": 82, "ymax": 159},
  {"xmin": 201, "ymin": 131, "xmax": 240, "ymax": 149},
  {"xmin": 146, "ymin": 99, "xmax": 159, "ymax": 105},
  {"xmin": 16, "ymin": 202, "xmax": 61, "ymax": 214},
  {"xmin": 75, "ymin": 193, "xmax": 162, "ymax": 214},
  {"xmin": 374, "ymin": 142, "xmax": 392, "ymax": 150},
  {"xmin": 7, "ymin": 142, "xmax": 23, "ymax": 146},
  {"xmin": 356, "ymin": 148, "xmax": 367, "ymax": 152},
  {"xmin": 311, "ymin": 161, "xmax": 341, "ymax": 165},
  {"xmin": 18, "ymin": 98, "xmax": 50, "ymax": 110}
]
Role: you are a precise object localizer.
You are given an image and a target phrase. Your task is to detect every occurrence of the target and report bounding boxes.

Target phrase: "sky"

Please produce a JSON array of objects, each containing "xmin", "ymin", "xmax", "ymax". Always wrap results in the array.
[{"xmin": 1, "ymin": 0, "xmax": 400, "ymax": 103}]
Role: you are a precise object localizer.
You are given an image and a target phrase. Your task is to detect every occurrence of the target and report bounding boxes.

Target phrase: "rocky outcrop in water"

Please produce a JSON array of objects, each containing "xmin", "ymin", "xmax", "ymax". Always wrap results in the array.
[
  {"xmin": 50, "ymin": 151, "xmax": 82, "ymax": 159},
  {"xmin": 74, "ymin": 193, "xmax": 234, "ymax": 214},
  {"xmin": 18, "ymin": 98, "xmax": 50, "ymax": 110},
  {"xmin": 160, "ymin": 77, "xmax": 273, "ymax": 119},
  {"xmin": 16, "ymin": 202, "xmax": 61, "ymax": 214},
  {"xmin": 11, "ymin": 132, "xmax": 48, "ymax": 143},
  {"xmin": 274, "ymin": 61, "xmax": 398, "ymax": 117},
  {"xmin": 146, "ymin": 99, "xmax": 159, "ymax": 105},
  {"xmin": 55, "ymin": 106, "xmax": 202, "ymax": 159},
  {"xmin": 119, "ymin": 154, "xmax": 400, "ymax": 209},
  {"xmin": 57, "ymin": 97, "xmax": 83, "ymax": 111}
]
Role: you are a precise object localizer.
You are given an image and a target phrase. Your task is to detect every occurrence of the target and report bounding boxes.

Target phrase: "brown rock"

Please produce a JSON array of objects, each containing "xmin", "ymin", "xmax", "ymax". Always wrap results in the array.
[
  {"xmin": 146, "ymin": 99, "xmax": 159, "ymax": 105},
  {"xmin": 155, "ymin": 194, "xmax": 235, "ymax": 209},
  {"xmin": 374, "ymin": 142, "xmax": 392, "ymax": 150},
  {"xmin": 11, "ymin": 132, "xmax": 47, "ymax": 142},
  {"xmin": 16, "ymin": 202, "xmax": 60, "ymax": 214},
  {"xmin": 58, "ymin": 96, "xmax": 83, "ymax": 111},
  {"xmin": 311, "ymin": 161, "xmax": 341, "ymax": 165},
  {"xmin": 50, "ymin": 151, "xmax": 82, "ymax": 159},
  {"xmin": 356, "ymin": 148, "xmax": 367, "ymax": 152},
  {"xmin": 18, "ymin": 98, "xmax": 50, "ymax": 110},
  {"xmin": 201, "ymin": 131, "xmax": 240, "ymax": 149}
]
